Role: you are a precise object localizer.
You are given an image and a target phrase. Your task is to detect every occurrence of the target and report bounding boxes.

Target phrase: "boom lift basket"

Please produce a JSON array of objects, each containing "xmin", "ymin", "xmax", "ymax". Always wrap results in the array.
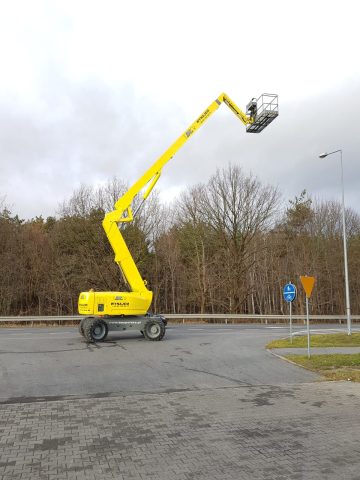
[{"xmin": 246, "ymin": 93, "xmax": 278, "ymax": 133}]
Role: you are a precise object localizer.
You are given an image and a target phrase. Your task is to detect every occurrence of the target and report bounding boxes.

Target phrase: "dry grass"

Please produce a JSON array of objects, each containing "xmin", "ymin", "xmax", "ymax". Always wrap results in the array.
[
  {"xmin": 285, "ymin": 353, "xmax": 360, "ymax": 382},
  {"xmin": 267, "ymin": 333, "xmax": 360, "ymax": 349}
]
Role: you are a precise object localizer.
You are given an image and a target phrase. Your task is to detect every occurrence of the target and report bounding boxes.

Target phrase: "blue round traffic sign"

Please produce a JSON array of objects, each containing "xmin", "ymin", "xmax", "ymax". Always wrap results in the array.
[{"xmin": 283, "ymin": 283, "xmax": 297, "ymax": 303}]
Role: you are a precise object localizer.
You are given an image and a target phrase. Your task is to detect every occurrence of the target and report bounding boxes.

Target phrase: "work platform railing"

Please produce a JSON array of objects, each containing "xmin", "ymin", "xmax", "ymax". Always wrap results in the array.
[{"xmin": 246, "ymin": 93, "xmax": 278, "ymax": 133}]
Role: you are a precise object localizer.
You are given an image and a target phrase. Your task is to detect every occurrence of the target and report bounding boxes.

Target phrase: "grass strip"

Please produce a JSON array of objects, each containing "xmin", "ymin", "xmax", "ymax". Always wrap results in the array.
[
  {"xmin": 267, "ymin": 332, "xmax": 360, "ymax": 349},
  {"xmin": 285, "ymin": 353, "xmax": 360, "ymax": 382}
]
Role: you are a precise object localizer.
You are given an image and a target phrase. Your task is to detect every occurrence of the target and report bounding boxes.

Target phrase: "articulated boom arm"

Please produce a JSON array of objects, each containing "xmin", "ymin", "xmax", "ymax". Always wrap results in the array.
[
  {"xmin": 113, "ymin": 93, "xmax": 251, "ymax": 215},
  {"xmin": 103, "ymin": 92, "xmax": 276, "ymax": 301}
]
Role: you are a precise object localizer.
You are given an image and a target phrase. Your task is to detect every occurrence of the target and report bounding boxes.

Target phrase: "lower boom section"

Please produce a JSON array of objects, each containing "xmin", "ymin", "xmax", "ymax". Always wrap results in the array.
[{"xmin": 78, "ymin": 315, "xmax": 167, "ymax": 343}]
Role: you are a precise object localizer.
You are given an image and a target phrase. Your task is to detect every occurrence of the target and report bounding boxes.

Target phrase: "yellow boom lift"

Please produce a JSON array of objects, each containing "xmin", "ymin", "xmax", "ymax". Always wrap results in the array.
[{"xmin": 78, "ymin": 93, "xmax": 278, "ymax": 342}]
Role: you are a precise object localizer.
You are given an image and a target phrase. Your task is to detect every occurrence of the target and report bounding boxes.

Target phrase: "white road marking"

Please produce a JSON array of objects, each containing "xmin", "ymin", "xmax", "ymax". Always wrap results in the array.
[
  {"xmin": 295, "ymin": 328, "xmax": 360, "ymax": 335},
  {"xmin": 48, "ymin": 332, "xmax": 73, "ymax": 335},
  {"xmin": 266, "ymin": 326, "xmax": 288, "ymax": 329},
  {"xmin": 0, "ymin": 336, "xmax": 75, "ymax": 340}
]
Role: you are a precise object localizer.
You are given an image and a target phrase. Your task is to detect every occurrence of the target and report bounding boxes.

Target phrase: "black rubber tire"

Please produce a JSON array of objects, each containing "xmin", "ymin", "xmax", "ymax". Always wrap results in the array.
[
  {"xmin": 146, "ymin": 313, "xmax": 167, "ymax": 327},
  {"xmin": 79, "ymin": 317, "xmax": 93, "ymax": 337},
  {"xmin": 78, "ymin": 319, "xmax": 85, "ymax": 337},
  {"xmin": 78, "ymin": 317, "xmax": 91, "ymax": 337},
  {"xmin": 83, "ymin": 318, "xmax": 108, "ymax": 343},
  {"xmin": 143, "ymin": 318, "xmax": 165, "ymax": 341}
]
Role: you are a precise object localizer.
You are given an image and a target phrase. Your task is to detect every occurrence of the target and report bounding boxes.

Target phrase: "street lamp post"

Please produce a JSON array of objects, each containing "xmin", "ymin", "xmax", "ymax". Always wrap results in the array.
[{"xmin": 319, "ymin": 149, "xmax": 351, "ymax": 335}]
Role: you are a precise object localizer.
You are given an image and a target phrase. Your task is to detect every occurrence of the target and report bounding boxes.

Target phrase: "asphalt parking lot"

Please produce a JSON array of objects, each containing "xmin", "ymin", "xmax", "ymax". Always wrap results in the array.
[
  {"xmin": 0, "ymin": 324, "xmax": 319, "ymax": 400},
  {"xmin": 1, "ymin": 324, "xmax": 360, "ymax": 479}
]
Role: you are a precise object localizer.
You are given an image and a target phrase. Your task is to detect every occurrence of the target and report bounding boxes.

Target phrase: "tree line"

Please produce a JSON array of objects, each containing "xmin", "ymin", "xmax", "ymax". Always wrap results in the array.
[{"xmin": 1, "ymin": 164, "xmax": 359, "ymax": 316}]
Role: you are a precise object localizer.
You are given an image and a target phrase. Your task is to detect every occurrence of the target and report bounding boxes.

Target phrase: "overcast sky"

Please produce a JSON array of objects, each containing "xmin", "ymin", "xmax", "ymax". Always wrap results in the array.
[{"xmin": 0, "ymin": 0, "xmax": 360, "ymax": 218}]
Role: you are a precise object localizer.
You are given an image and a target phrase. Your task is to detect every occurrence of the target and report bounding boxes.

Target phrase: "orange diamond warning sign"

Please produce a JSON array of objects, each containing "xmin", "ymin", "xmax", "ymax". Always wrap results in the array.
[{"xmin": 300, "ymin": 276, "xmax": 316, "ymax": 298}]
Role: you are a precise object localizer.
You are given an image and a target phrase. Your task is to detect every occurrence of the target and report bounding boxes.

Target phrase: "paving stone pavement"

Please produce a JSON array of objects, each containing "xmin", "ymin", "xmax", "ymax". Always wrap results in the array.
[{"xmin": 1, "ymin": 382, "xmax": 360, "ymax": 479}]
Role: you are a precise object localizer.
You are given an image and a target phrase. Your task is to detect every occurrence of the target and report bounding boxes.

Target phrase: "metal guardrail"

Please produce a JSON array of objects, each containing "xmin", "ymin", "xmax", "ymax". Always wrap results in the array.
[{"xmin": 0, "ymin": 314, "xmax": 359, "ymax": 324}]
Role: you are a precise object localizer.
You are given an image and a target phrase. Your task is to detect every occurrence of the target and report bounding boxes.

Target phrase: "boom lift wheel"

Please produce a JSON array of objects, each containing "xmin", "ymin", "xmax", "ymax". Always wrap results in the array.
[
  {"xmin": 143, "ymin": 318, "xmax": 165, "ymax": 341},
  {"xmin": 83, "ymin": 318, "xmax": 108, "ymax": 343},
  {"xmin": 78, "ymin": 317, "xmax": 93, "ymax": 337},
  {"xmin": 78, "ymin": 319, "xmax": 85, "ymax": 337}
]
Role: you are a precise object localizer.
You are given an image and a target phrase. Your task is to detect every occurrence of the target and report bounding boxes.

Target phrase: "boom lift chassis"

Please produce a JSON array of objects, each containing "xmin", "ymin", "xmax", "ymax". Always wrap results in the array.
[
  {"xmin": 78, "ymin": 93, "xmax": 278, "ymax": 342},
  {"xmin": 79, "ymin": 314, "xmax": 167, "ymax": 342}
]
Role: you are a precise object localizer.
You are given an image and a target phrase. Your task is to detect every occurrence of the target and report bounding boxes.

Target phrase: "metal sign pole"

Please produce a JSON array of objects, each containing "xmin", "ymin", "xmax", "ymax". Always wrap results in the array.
[
  {"xmin": 306, "ymin": 297, "xmax": 310, "ymax": 358},
  {"xmin": 300, "ymin": 275, "xmax": 315, "ymax": 359},
  {"xmin": 283, "ymin": 283, "xmax": 297, "ymax": 344}
]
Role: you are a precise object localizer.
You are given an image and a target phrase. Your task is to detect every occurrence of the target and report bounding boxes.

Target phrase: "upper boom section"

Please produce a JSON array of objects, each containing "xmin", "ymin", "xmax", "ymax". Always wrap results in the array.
[
  {"xmin": 117, "ymin": 93, "xmax": 277, "ymax": 216},
  {"xmin": 112, "ymin": 92, "xmax": 275, "ymax": 217},
  {"xmin": 103, "ymin": 92, "xmax": 278, "ymax": 294}
]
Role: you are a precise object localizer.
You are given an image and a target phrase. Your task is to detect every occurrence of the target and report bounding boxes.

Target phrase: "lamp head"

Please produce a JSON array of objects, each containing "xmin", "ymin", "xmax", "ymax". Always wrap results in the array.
[{"xmin": 319, "ymin": 153, "xmax": 328, "ymax": 158}]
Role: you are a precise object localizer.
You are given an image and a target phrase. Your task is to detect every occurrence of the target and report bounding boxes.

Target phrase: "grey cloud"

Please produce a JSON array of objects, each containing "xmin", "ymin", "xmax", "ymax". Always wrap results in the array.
[
  {"xmin": 1, "ymin": 79, "xmax": 359, "ymax": 218},
  {"xmin": 0, "ymin": 80, "xmax": 183, "ymax": 218},
  {"xmin": 160, "ymin": 81, "xmax": 360, "ymax": 213}
]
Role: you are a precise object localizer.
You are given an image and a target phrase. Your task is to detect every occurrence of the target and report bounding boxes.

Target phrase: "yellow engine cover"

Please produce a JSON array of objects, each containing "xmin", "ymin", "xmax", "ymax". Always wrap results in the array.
[{"xmin": 78, "ymin": 290, "xmax": 153, "ymax": 316}]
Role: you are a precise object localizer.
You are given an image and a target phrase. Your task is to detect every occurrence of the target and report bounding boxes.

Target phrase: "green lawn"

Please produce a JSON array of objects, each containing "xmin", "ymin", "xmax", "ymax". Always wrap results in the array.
[
  {"xmin": 267, "ymin": 333, "xmax": 360, "ymax": 382},
  {"xmin": 266, "ymin": 332, "xmax": 360, "ymax": 349},
  {"xmin": 286, "ymin": 353, "xmax": 360, "ymax": 382}
]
